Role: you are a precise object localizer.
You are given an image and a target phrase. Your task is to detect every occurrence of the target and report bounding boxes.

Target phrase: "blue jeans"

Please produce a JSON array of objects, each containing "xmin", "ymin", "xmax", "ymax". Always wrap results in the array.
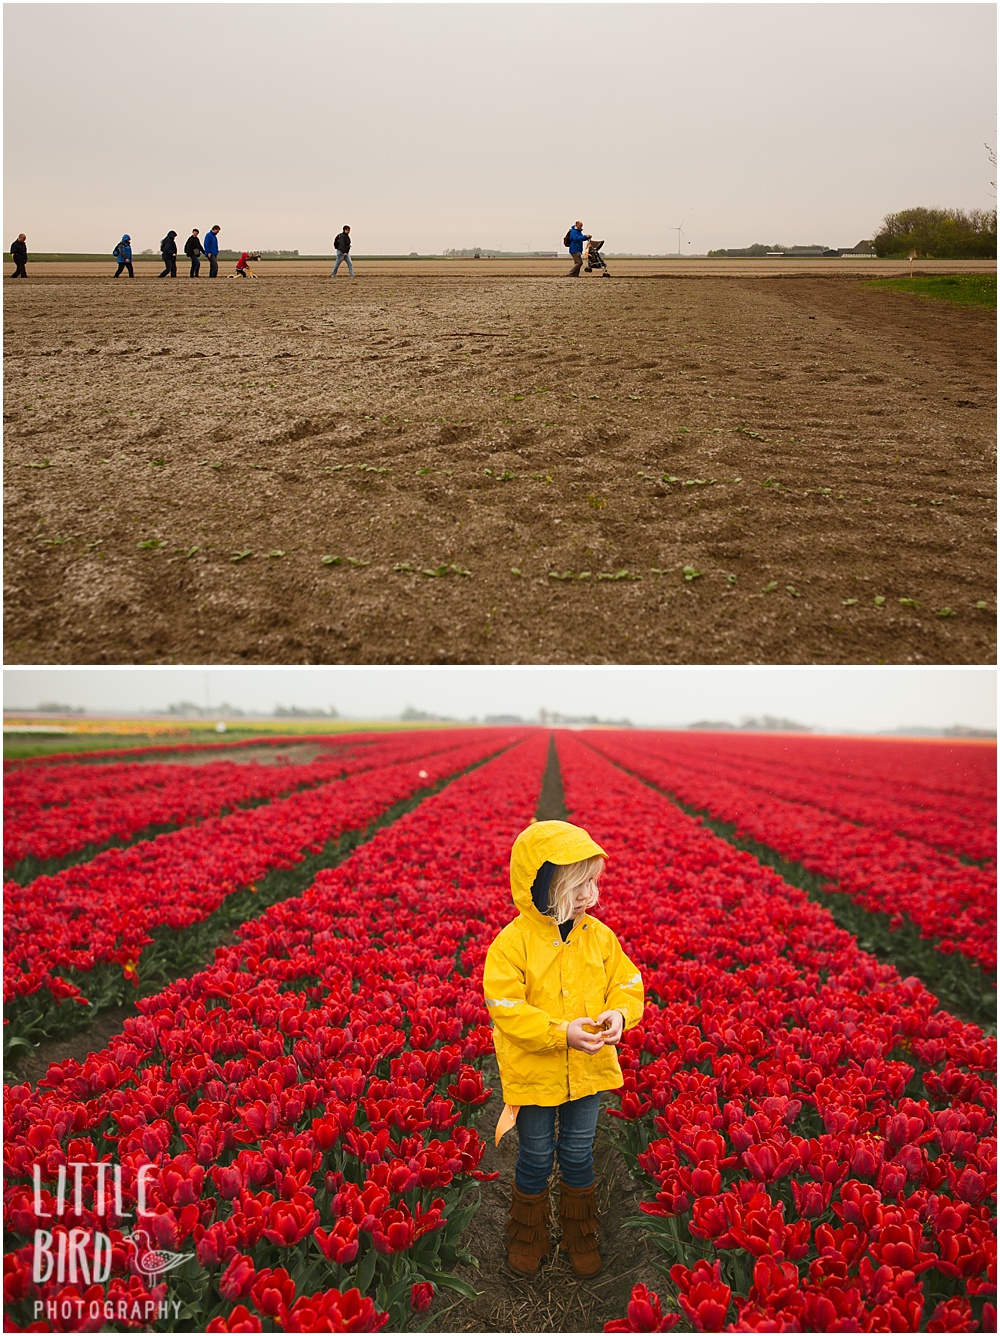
[
  {"xmin": 331, "ymin": 250, "xmax": 354, "ymax": 277},
  {"xmin": 515, "ymin": 1094, "xmax": 600, "ymax": 1194}
]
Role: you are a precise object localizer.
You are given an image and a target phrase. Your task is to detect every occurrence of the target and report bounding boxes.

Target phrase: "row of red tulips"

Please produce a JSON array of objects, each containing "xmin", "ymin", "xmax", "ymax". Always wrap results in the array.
[
  {"xmin": 647, "ymin": 734, "xmax": 994, "ymax": 815},
  {"xmin": 580, "ymin": 732, "xmax": 998, "ymax": 976},
  {"xmin": 614, "ymin": 733, "xmax": 995, "ymax": 865},
  {"xmin": 4, "ymin": 731, "xmax": 522, "ymax": 1010},
  {"xmin": 616, "ymin": 732, "xmax": 993, "ymax": 865},
  {"xmin": 3, "ymin": 732, "xmax": 486, "ymax": 872},
  {"xmin": 549, "ymin": 732, "xmax": 995, "ymax": 1333},
  {"xmin": 4, "ymin": 732, "xmax": 552, "ymax": 1332}
]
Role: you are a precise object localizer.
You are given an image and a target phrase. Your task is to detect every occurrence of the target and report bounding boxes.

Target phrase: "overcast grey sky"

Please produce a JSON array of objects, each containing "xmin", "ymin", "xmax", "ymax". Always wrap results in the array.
[
  {"xmin": 4, "ymin": 667, "xmax": 996, "ymax": 731},
  {"xmin": 4, "ymin": 3, "xmax": 995, "ymax": 255}
]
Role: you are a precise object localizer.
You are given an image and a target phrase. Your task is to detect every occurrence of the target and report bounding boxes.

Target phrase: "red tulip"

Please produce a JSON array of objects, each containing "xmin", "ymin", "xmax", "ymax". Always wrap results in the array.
[
  {"xmin": 790, "ymin": 1178, "xmax": 831, "ymax": 1218},
  {"xmin": 219, "ymin": 1253, "xmax": 257, "ymax": 1301},
  {"xmin": 446, "ymin": 1066, "xmax": 492, "ymax": 1105},
  {"xmin": 261, "ymin": 1194, "xmax": 319, "ymax": 1247},
  {"xmin": 207, "ymin": 1306, "xmax": 263, "ymax": 1333},
  {"xmin": 314, "ymin": 1219, "xmax": 360, "ymax": 1265},
  {"xmin": 670, "ymin": 1260, "xmax": 731, "ymax": 1332},
  {"xmin": 250, "ymin": 1266, "xmax": 296, "ymax": 1319},
  {"xmin": 410, "ymin": 1282, "xmax": 434, "ymax": 1313}
]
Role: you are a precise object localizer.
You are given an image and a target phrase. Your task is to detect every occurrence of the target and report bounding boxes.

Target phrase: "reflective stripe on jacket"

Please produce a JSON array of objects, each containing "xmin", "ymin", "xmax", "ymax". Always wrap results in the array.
[{"xmin": 483, "ymin": 820, "xmax": 644, "ymax": 1106}]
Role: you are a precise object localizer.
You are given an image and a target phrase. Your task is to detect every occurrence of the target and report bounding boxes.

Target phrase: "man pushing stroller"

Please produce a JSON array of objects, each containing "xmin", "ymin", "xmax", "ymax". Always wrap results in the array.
[
  {"xmin": 563, "ymin": 222, "xmax": 610, "ymax": 277},
  {"xmin": 564, "ymin": 222, "xmax": 591, "ymax": 277}
]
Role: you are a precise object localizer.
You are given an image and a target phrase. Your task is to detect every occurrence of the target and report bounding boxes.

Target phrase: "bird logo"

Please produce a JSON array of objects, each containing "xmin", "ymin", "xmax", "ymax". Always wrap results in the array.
[{"xmin": 123, "ymin": 1230, "xmax": 194, "ymax": 1276}]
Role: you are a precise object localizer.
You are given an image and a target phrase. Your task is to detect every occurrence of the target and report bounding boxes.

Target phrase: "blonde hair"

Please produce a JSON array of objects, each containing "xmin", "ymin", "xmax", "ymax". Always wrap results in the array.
[{"xmin": 547, "ymin": 856, "xmax": 603, "ymax": 923}]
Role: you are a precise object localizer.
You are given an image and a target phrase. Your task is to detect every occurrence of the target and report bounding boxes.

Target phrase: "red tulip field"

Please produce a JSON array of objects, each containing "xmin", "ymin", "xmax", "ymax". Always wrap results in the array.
[{"xmin": 3, "ymin": 728, "xmax": 995, "ymax": 1333}]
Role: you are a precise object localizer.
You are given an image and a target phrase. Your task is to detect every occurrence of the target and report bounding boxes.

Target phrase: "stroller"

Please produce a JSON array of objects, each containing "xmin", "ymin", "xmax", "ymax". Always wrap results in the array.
[{"xmin": 584, "ymin": 240, "xmax": 611, "ymax": 277}]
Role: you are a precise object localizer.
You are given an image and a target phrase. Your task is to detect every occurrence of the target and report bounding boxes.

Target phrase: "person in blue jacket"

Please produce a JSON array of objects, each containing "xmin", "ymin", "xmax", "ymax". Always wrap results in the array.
[
  {"xmin": 204, "ymin": 224, "xmax": 221, "ymax": 278},
  {"xmin": 566, "ymin": 222, "xmax": 591, "ymax": 278},
  {"xmin": 113, "ymin": 234, "xmax": 133, "ymax": 279}
]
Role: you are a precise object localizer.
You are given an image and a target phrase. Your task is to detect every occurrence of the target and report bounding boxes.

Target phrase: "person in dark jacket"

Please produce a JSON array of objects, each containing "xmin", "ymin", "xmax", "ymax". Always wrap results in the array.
[
  {"xmin": 185, "ymin": 229, "xmax": 204, "ymax": 277},
  {"xmin": 331, "ymin": 225, "xmax": 354, "ymax": 278},
  {"xmin": 204, "ymin": 224, "xmax": 221, "ymax": 278},
  {"xmin": 113, "ymin": 234, "xmax": 134, "ymax": 278},
  {"xmin": 159, "ymin": 231, "xmax": 178, "ymax": 278},
  {"xmin": 10, "ymin": 234, "xmax": 28, "ymax": 279}
]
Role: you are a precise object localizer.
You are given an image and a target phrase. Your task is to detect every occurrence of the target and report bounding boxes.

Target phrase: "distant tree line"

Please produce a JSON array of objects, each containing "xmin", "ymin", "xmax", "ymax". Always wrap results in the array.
[
  {"xmin": 873, "ymin": 208, "xmax": 996, "ymax": 259},
  {"xmin": 707, "ymin": 244, "xmax": 789, "ymax": 258}
]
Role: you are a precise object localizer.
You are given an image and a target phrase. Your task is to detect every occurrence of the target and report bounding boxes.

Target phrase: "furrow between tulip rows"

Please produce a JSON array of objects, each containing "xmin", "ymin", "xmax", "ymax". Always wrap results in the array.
[
  {"xmin": 4, "ymin": 732, "xmax": 551, "ymax": 1334},
  {"xmin": 610, "ymin": 732, "xmax": 996, "ymax": 867},
  {"xmin": 581, "ymin": 731, "xmax": 998, "ymax": 983},
  {"xmin": 4, "ymin": 730, "xmax": 484, "ymax": 883},
  {"xmin": 4, "ymin": 731, "xmax": 524, "ymax": 1055},
  {"xmin": 553, "ymin": 732, "xmax": 996, "ymax": 1335}
]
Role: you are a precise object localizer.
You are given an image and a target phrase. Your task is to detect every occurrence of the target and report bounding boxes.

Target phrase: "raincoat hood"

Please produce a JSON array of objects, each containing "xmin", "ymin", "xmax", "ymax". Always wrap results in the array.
[
  {"xmin": 121, "ymin": 234, "xmax": 131, "ymax": 242},
  {"xmin": 510, "ymin": 821, "xmax": 608, "ymax": 923}
]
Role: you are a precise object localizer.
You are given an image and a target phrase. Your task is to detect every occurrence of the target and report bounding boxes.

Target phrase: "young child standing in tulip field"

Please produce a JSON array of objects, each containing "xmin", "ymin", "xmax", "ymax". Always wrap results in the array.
[{"xmin": 483, "ymin": 820, "xmax": 644, "ymax": 1278}]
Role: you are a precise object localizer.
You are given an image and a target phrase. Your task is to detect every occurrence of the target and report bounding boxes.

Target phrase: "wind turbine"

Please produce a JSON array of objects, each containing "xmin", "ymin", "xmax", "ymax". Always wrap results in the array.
[{"xmin": 671, "ymin": 217, "xmax": 692, "ymax": 257}]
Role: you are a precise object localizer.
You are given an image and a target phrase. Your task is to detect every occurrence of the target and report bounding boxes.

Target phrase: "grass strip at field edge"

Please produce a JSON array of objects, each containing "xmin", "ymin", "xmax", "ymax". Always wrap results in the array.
[{"xmin": 866, "ymin": 273, "xmax": 997, "ymax": 308}]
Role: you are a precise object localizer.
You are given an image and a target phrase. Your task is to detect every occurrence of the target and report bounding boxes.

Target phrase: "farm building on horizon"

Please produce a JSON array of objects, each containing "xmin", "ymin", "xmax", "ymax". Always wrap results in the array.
[{"xmin": 712, "ymin": 240, "xmax": 877, "ymax": 258}]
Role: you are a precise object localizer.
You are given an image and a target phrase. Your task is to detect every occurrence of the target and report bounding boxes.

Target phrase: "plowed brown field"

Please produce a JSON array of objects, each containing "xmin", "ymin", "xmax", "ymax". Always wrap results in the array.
[{"xmin": 4, "ymin": 264, "xmax": 995, "ymax": 664}]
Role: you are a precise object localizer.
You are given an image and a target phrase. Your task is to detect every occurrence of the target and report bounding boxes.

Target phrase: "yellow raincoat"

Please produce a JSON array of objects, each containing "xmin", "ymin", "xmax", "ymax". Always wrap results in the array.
[{"xmin": 483, "ymin": 821, "xmax": 644, "ymax": 1108}]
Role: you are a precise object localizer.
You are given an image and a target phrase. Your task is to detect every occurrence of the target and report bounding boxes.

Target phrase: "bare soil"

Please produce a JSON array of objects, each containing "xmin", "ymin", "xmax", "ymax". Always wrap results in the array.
[
  {"xmin": 122, "ymin": 741, "xmax": 330, "ymax": 766},
  {"xmin": 4, "ymin": 266, "xmax": 995, "ymax": 664}
]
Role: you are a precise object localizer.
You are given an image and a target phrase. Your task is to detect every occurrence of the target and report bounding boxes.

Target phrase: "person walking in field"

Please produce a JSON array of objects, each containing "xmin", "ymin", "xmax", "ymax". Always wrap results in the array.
[
  {"xmin": 564, "ymin": 221, "xmax": 591, "ymax": 277},
  {"xmin": 113, "ymin": 234, "xmax": 134, "ymax": 278},
  {"xmin": 10, "ymin": 233, "xmax": 28, "ymax": 279},
  {"xmin": 331, "ymin": 225, "xmax": 354, "ymax": 277},
  {"xmin": 204, "ymin": 224, "xmax": 222, "ymax": 278},
  {"xmin": 158, "ymin": 231, "xmax": 178, "ymax": 278},
  {"xmin": 185, "ymin": 229, "xmax": 204, "ymax": 278},
  {"xmin": 483, "ymin": 821, "xmax": 644, "ymax": 1279}
]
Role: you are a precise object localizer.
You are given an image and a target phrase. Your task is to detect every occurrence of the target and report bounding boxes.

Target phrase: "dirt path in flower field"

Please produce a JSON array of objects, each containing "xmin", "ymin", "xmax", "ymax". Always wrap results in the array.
[
  {"xmin": 4, "ymin": 269, "xmax": 995, "ymax": 664},
  {"xmin": 441, "ymin": 1071, "xmax": 664, "ymax": 1334},
  {"xmin": 123, "ymin": 740, "xmax": 329, "ymax": 765}
]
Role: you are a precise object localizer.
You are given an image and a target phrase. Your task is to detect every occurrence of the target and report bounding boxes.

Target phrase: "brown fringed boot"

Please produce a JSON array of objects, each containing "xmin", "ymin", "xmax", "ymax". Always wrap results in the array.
[
  {"xmin": 558, "ymin": 1180, "xmax": 602, "ymax": 1276},
  {"xmin": 506, "ymin": 1183, "xmax": 551, "ymax": 1274}
]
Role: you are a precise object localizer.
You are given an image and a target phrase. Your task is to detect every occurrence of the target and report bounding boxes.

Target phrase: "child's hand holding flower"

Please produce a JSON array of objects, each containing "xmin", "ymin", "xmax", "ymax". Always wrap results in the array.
[
  {"xmin": 567, "ymin": 1018, "xmax": 607, "ymax": 1054},
  {"xmin": 595, "ymin": 1010, "xmax": 625, "ymax": 1044}
]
